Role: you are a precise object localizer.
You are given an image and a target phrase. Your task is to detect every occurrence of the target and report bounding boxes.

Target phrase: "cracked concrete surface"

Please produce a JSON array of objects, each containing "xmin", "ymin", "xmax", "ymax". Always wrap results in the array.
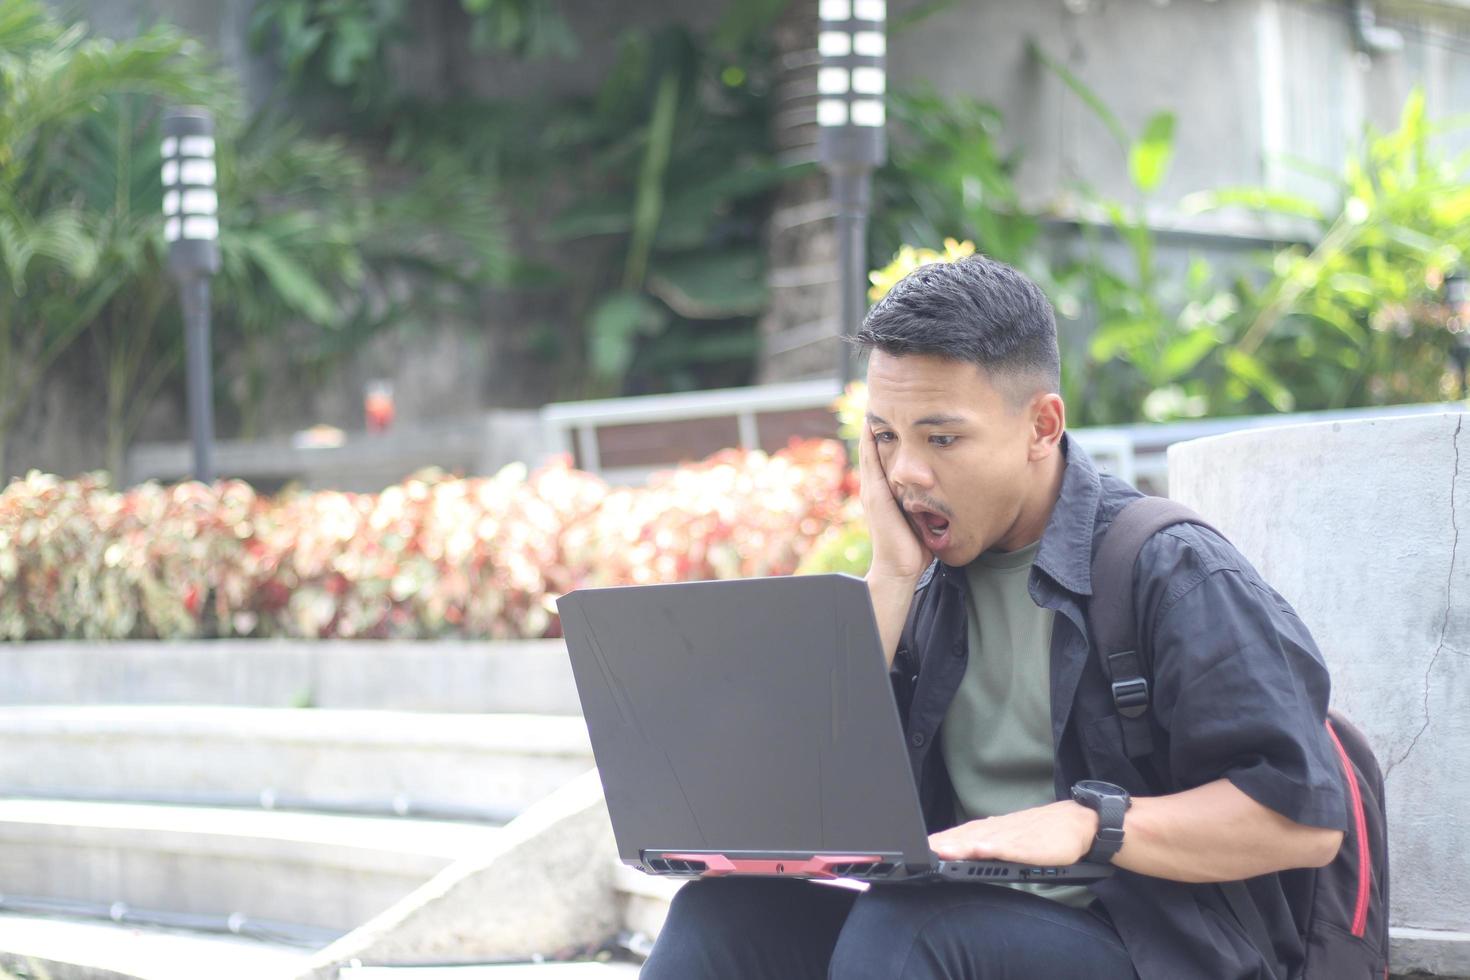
[
  {"xmin": 1169, "ymin": 412, "xmax": 1469, "ymax": 976},
  {"xmin": 1385, "ymin": 414, "xmax": 1462, "ymax": 780}
]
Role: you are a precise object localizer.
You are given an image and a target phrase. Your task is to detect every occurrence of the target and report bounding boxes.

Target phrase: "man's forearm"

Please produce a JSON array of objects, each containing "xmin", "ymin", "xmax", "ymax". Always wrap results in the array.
[
  {"xmin": 1113, "ymin": 778, "xmax": 1344, "ymax": 882},
  {"xmin": 866, "ymin": 571, "xmax": 918, "ymax": 668},
  {"xmin": 930, "ymin": 777, "xmax": 1343, "ymax": 881}
]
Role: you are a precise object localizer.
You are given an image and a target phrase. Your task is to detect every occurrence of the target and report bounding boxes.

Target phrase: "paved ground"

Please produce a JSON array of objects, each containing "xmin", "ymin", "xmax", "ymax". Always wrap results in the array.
[
  {"xmin": 339, "ymin": 964, "xmax": 641, "ymax": 978},
  {"xmin": 0, "ymin": 913, "xmax": 310, "ymax": 979}
]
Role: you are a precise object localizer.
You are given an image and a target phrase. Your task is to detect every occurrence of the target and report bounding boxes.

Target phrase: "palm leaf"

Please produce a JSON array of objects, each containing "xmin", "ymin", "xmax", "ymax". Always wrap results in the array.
[{"xmin": 0, "ymin": 206, "xmax": 98, "ymax": 289}]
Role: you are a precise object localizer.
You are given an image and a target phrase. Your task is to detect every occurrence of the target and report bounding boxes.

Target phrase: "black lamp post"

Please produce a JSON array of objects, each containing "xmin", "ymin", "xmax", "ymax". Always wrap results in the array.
[
  {"xmin": 1447, "ymin": 271, "xmax": 1470, "ymax": 398},
  {"xmin": 817, "ymin": 0, "xmax": 887, "ymax": 388},
  {"xmin": 162, "ymin": 108, "xmax": 221, "ymax": 485}
]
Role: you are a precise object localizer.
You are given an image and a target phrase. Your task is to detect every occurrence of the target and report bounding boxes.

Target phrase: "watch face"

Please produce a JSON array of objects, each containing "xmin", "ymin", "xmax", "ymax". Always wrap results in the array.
[
  {"xmin": 1075, "ymin": 780, "xmax": 1124, "ymax": 797},
  {"xmin": 1073, "ymin": 780, "xmax": 1131, "ymax": 811}
]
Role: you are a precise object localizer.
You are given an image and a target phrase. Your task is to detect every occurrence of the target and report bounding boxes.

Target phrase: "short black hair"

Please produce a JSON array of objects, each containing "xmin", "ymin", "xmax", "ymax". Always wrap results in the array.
[{"xmin": 852, "ymin": 254, "xmax": 1061, "ymax": 403}]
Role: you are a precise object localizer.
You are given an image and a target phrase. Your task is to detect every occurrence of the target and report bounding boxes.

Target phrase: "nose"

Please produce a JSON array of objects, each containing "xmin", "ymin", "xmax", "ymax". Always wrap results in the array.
[{"xmin": 886, "ymin": 443, "xmax": 936, "ymax": 494}]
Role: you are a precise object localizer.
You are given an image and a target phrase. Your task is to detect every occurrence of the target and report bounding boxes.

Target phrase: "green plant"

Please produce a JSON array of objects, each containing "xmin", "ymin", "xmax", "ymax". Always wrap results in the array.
[
  {"xmin": 0, "ymin": 0, "xmax": 220, "ymax": 484},
  {"xmin": 0, "ymin": 0, "xmax": 519, "ymax": 483},
  {"xmin": 250, "ymin": 0, "xmax": 794, "ymax": 399},
  {"xmin": 215, "ymin": 113, "xmax": 516, "ymax": 424},
  {"xmin": 1186, "ymin": 89, "xmax": 1470, "ymax": 408},
  {"xmin": 51, "ymin": 93, "xmax": 187, "ymax": 480},
  {"xmin": 537, "ymin": 9, "xmax": 800, "ymax": 395},
  {"xmin": 249, "ymin": 0, "xmax": 576, "ymax": 108},
  {"xmin": 42, "ymin": 94, "xmax": 377, "ymax": 471},
  {"xmin": 865, "ymin": 60, "xmax": 1239, "ymax": 426},
  {"xmin": 212, "ymin": 111, "xmax": 373, "ymax": 434},
  {"xmin": 0, "ymin": 439, "xmax": 854, "ymax": 641},
  {"xmin": 865, "ymin": 55, "xmax": 1465, "ymax": 429},
  {"xmin": 1031, "ymin": 42, "xmax": 1271, "ymax": 425},
  {"xmin": 872, "ymin": 85, "xmax": 1043, "ymax": 279}
]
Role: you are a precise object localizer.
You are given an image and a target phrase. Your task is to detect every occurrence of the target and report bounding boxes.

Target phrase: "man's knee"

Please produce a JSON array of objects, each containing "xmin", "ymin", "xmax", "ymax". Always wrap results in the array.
[
  {"xmin": 643, "ymin": 878, "xmax": 855, "ymax": 980},
  {"xmin": 828, "ymin": 885, "xmax": 1133, "ymax": 980},
  {"xmin": 641, "ymin": 880, "xmax": 751, "ymax": 977},
  {"xmin": 828, "ymin": 886, "xmax": 933, "ymax": 979}
]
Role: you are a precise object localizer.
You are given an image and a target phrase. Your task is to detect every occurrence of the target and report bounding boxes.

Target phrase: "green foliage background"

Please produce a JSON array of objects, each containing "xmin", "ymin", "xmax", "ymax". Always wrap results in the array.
[
  {"xmin": 251, "ymin": 0, "xmax": 795, "ymax": 398},
  {"xmin": 0, "ymin": 0, "xmax": 516, "ymax": 485},
  {"xmin": 871, "ymin": 43, "xmax": 1470, "ymax": 426},
  {"xmin": 5, "ymin": 0, "xmax": 1468, "ymax": 491}
]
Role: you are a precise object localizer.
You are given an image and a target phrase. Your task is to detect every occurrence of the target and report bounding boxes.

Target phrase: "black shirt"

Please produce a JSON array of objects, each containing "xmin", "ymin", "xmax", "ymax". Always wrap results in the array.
[{"xmin": 888, "ymin": 434, "xmax": 1348, "ymax": 980}]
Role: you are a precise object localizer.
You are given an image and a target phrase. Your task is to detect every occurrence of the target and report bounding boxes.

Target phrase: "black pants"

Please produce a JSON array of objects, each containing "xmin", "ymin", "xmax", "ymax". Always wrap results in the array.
[{"xmin": 641, "ymin": 877, "xmax": 1138, "ymax": 980}]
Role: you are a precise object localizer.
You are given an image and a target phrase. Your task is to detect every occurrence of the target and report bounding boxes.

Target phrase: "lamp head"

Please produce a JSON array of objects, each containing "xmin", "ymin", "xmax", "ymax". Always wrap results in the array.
[
  {"xmin": 816, "ymin": 0, "xmax": 886, "ymax": 170},
  {"xmin": 162, "ymin": 108, "xmax": 220, "ymax": 278}
]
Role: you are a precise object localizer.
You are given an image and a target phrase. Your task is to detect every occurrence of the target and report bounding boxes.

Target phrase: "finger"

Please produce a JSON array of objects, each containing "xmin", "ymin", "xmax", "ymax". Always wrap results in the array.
[
  {"xmin": 863, "ymin": 421, "xmax": 880, "ymax": 474},
  {"xmin": 964, "ymin": 837, "xmax": 999, "ymax": 860},
  {"xmin": 928, "ymin": 832, "xmax": 962, "ymax": 860},
  {"xmin": 858, "ymin": 424, "xmax": 886, "ymax": 502},
  {"xmin": 858, "ymin": 421, "xmax": 878, "ymax": 482},
  {"xmin": 930, "ymin": 834, "xmax": 994, "ymax": 862}
]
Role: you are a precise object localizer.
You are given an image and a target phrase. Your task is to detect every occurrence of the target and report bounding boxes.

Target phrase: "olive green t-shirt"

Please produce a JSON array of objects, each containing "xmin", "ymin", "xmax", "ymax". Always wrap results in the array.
[{"xmin": 939, "ymin": 538, "xmax": 1092, "ymax": 909}]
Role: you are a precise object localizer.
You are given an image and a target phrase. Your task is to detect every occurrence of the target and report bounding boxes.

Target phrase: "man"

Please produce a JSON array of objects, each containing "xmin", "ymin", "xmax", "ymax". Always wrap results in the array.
[{"xmin": 641, "ymin": 256, "xmax": 1347, "ymax": 979}]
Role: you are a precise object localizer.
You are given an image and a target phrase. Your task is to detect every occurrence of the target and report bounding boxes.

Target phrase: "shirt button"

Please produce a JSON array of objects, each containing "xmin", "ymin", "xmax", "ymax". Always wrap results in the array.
[
  {"xmin": 951, "ymin": 644, "xmax": 964, "ymax": 658},
  {"xmin": 910, "ymin": 732, "xmax": 926, "ymax": 747}
]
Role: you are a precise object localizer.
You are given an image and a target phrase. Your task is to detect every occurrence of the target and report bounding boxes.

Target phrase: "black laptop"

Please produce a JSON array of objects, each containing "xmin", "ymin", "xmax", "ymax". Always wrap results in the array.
[{"xmin": 556, "ymin": 573, "xmax": 1111, "ymax": 885}]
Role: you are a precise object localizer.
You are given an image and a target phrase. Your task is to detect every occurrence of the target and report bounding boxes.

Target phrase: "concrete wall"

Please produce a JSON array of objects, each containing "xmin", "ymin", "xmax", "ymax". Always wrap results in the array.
[
  {"xmin": 123, "ymin": 408, "xmax": 552, "ymax": 493},
  {"xmin": 1168, "ymin": 413, "xmax": 1470, "ymax": 977},
  {"xmin": 890, "ymin": 0, "xmax": 1470, "ymax": 226}
]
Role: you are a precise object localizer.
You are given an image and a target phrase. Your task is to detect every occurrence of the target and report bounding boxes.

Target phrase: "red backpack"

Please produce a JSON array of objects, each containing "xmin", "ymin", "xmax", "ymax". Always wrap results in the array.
[{"xmin": 1090, "ymin": 496, "xmax": 1390, "ymax": 980}]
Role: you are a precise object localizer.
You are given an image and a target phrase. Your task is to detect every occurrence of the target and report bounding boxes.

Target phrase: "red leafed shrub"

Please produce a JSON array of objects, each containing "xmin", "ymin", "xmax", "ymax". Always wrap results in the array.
[{"xmin": 0, "ymin": 439, "xmax": 858, "ymax": 641}]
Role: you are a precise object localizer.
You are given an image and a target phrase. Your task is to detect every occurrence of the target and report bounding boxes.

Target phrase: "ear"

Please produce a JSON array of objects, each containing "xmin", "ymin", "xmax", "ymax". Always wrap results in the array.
[{"xmin": 1026, "ymin": 393, "xmax": 1066, "ymax": 462}]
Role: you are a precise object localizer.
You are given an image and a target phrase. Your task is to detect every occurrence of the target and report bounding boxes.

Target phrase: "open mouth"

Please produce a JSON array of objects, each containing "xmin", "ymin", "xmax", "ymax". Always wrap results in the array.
[{"xmin": 905, "ymin": 504, "xmax": 952, "ymax": 553}]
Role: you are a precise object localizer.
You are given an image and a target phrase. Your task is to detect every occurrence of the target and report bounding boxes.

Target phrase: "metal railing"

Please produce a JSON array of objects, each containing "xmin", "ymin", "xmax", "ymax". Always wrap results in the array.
[
  {"xmin": 541, "ymin": 379, "xmax": 843, "ymax": 483},
  {"xmin": 544, "ymin": 380, "xmax": 1466, "ymax": 493}
]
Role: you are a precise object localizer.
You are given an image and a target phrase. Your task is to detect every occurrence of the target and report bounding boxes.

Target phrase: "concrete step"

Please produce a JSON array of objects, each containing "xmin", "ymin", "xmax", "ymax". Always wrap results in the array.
[
  {"xmin": 339, "ymin": 965, "xmax": 640, "ymax": 979},
  {"xmin": 609, "ymin": 862, "xmax": 868, "ymax": 942},
  {"xmin": 0, "ymin": 639, "xmax": 581, "ymax": 714},
  {"xmin": 0, "ymin": 912, "xmax": 312, "ymax": 980},
  {"xmin": 611, "ymin": 863, "xmax": 683, "ymax": 941},
  {"xmin": 0, "ymin": 707, "xmax": 594, "ymax": 821},
  {"xmin": 0, "ymin": 799, "xmax": 501, "ymax": 935}
]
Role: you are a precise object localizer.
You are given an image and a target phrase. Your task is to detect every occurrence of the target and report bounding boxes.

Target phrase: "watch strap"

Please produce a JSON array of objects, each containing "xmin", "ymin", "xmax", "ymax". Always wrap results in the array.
[{"xmin": 1084, "ymin": 794, "xmax": 1128, "ymax": 863}]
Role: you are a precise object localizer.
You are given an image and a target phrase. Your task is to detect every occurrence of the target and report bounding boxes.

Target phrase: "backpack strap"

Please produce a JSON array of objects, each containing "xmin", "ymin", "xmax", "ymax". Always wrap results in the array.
[
  {"xmin": 1089, "ymin": 496, "xmax": 1221, "ymax": 761},
  {"xmin": 1092, "ymin": 498, "xmax": 1290, "ymax": 980}
]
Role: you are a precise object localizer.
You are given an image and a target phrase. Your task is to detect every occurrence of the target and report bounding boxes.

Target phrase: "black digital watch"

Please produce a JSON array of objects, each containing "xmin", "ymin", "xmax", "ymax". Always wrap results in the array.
[{"xmin": 1070, "ymin": 779, "xmax": 1131, "ymax": 864}]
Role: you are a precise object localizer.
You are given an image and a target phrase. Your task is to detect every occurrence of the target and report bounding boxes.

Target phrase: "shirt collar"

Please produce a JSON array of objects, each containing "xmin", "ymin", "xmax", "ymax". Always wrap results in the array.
[{"xmin": 1032, "ymin": 432, "xmax": 1101, "ymax": 596}]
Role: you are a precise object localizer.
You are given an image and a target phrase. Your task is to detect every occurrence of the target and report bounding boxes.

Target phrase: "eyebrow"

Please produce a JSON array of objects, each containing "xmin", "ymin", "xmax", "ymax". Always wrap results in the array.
[{"xmin": 865, "ymin": 411, "xmax": 969, "ymax": 427}]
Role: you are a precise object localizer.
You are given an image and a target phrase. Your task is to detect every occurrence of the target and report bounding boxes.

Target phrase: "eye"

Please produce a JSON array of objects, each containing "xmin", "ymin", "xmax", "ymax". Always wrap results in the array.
[
  {"xmin": 930, "ymin": 435, "xmax": 957, "ymax": 448},
  {"xmin": 873, "ymin": 430, "xmax": 896, "ymax": 444}
]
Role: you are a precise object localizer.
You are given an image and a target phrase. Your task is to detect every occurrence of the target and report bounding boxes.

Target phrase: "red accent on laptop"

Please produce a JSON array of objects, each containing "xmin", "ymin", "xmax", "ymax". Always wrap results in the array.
[{"xmin": 662, "ymin": 853, "xmax": 883, "ymax": 879}]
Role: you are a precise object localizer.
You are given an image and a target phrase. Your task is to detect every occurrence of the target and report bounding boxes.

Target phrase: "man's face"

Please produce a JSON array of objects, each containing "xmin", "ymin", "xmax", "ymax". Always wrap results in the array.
[{"xmin": 865, "ymin": 350, "xmax": 1042, "ymax": 566}]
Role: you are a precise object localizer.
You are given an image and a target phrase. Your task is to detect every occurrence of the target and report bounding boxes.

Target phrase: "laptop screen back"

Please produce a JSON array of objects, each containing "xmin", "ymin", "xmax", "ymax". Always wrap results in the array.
[{"xmin": 557, "ymin": 574, "xmax": 933, "ymax": 866}]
